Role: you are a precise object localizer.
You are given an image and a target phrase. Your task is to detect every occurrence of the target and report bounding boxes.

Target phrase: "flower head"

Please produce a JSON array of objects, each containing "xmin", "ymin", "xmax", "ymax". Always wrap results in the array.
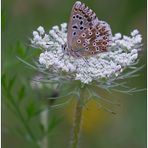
[{"xmin": 31, "ymin": 23, "xmax": 142, "ymax": 84}]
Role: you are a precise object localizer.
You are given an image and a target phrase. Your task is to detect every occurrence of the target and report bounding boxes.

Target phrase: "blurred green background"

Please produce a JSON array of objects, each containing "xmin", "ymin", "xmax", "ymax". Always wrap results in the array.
[{"xmin": 2, "ymin": 0, "xmax": 146, "ymax": 148}]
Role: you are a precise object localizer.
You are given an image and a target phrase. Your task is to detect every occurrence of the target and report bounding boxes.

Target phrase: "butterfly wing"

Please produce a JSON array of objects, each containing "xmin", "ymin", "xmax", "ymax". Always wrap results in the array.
[
  {"xmin": 67, "ymin": 1, "xmax": 112, "ymax": 57},
  {"xmin": 67, "ymin": 1, "xmax": 99, "ymax": 50},
  {"xmin": 75, "ymin": 21, "xmax": 113, "ymax": 56}
]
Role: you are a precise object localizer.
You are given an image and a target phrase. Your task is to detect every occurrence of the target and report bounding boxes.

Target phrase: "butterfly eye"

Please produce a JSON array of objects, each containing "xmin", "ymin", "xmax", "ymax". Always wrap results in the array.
[
  {"xmin": 77, "ymin": 39, "xmax": 81, "ymax": 43},
  {"xmin": 62, "ymin": 44, "xmax": 67, "ymax": 50}
]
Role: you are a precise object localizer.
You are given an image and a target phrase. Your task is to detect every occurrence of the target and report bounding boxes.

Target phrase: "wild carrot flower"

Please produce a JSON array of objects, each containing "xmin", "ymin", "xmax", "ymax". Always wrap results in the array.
[
  {"xmin": 31, "ymin": 23, "xmax": 142, "ymax": 87},
  {"xmin": 24, "ymin": 23, "xmax": 144, "ymax": 148}
]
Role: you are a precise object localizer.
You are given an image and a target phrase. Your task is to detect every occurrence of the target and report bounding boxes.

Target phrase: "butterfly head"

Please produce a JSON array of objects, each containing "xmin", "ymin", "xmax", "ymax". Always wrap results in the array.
[
  {"xmin": 62, "ymin": 43, "xmax": 67, "ymax": 51},
  {"xmin": 62, "ymin": 43, "xmax": 82, "ymax": 58}
]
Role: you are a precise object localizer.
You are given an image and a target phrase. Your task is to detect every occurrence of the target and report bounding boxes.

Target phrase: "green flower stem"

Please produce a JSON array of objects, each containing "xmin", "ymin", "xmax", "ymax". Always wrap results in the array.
[
  {"xmin": 70, "ymin": 97, "xmax": 83, "ymax": 148},
  {"xmin": 40, "ymin": 109, "xmax": 48, "ymax": 148}
]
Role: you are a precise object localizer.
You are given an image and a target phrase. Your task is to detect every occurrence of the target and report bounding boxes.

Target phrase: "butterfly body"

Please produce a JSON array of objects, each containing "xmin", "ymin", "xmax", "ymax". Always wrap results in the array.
[{"xmin": 64, "ymin": 1, "xmax": 112, "ymax": 58}]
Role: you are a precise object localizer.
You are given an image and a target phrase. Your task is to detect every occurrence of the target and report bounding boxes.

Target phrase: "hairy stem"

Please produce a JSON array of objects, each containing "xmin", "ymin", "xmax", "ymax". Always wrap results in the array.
[{"xmin": 70, "ymin": 99, "xmax": 83, "ymax": 148}]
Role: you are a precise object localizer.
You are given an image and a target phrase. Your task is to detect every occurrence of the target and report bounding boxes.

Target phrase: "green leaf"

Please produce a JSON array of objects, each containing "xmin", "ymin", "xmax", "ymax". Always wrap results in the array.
[
  {"xmin": 2, "ymin": 74, "xmax": 16, "ymax": 93},
  {"xmin": 26, "ymin": 102, "xmax": 38, "ymax": 120},
  {"xmin": 3, "ymin": 98, "xmax": 18, "ymax": 116},
  {"xmin": 8, "ymin": 75, "xmax": 16, "ymax": 91},
  {"xmin": 17, "ymin": 86, "xmax": 26, "ymax": 102},
  {"xmin": 17, "ymin": 56, "xmax": 50, "ymax": 75},
  {"xmin": 17, "ymin": 56, "xmax": 38, "ymax": 70},
  {"xmin": 16, "ymin": 42, "xmax": 27, "ymax": 57}
]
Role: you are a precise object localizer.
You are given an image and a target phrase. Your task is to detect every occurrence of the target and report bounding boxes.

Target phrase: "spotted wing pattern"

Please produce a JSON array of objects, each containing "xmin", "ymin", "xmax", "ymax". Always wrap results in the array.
[{"xmin": 66, "ymin": 1, "xmax": 112, "ymax": 57}]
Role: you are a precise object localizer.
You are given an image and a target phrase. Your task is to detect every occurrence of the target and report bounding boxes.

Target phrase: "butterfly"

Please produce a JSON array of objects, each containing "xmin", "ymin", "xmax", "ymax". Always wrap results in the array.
[{"xmin": 63, "ymin": 1, "xmax": 112, "ymax": 58}]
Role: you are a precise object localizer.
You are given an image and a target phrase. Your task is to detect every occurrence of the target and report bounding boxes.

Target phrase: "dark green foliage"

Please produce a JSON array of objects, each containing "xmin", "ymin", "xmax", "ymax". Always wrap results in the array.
[{"xmin": 2, "ymin": 73, "xmax": 62, "ymax": 147}]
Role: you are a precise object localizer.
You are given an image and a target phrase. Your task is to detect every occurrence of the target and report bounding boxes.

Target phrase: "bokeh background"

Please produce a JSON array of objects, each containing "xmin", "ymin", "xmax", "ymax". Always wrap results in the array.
[{"xmin": 2, "ymin": 0, "xmax": 147, "ymax": 148}]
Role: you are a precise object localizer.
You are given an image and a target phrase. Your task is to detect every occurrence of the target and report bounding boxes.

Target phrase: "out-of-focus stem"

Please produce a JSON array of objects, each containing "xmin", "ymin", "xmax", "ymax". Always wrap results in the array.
[
  {"xmin": 40, "ymin": 109, "xmax": 49, "ymax": 148},
  {"xmin": 70, "ymin": 98, "xmax": 83, "ymax": 148}
]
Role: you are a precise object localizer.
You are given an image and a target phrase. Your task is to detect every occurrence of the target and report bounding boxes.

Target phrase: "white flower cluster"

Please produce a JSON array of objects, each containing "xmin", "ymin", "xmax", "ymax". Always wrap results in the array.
[{"xmin": 31, "ymin": 23, "xmax": 142, "ymax": 84}]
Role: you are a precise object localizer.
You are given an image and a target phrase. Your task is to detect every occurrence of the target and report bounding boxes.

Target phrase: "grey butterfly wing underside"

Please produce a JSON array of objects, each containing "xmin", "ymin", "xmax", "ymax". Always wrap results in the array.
[
  {"xmin": 67, "ymin": 1, "xmax": 98, "ymax": 49},
  {"xmin": 67, "ymin": 1, "xmax": 112, "ymax": 56}
]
